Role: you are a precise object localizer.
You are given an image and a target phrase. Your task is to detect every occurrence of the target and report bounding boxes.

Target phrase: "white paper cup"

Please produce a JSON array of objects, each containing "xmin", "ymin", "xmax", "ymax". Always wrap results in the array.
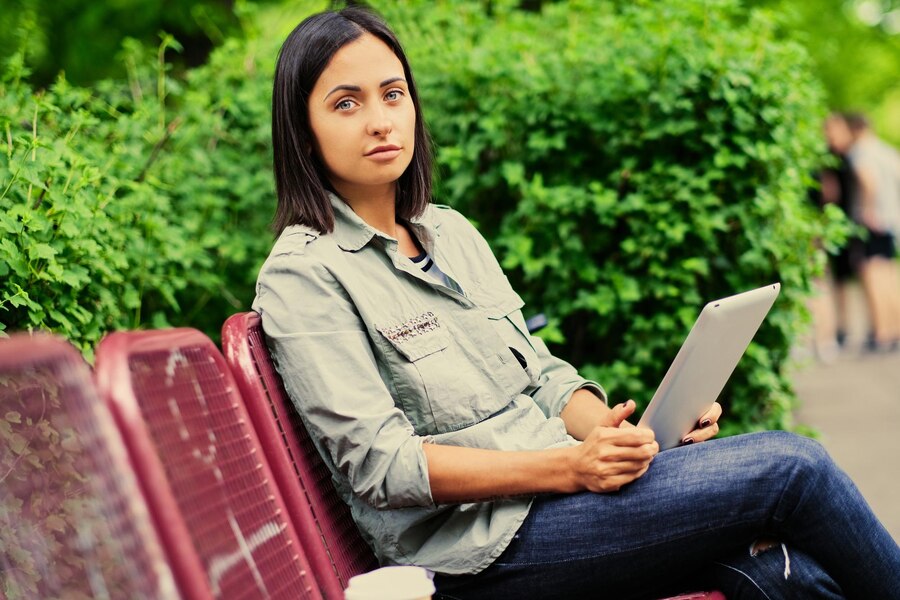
[{"xmin": 344, "ymin": 566, "xmax": 435, "ymax": 600}]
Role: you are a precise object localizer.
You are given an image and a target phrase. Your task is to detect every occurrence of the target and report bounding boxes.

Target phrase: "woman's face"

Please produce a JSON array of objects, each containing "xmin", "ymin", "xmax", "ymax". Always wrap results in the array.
[
  {"xmin": 308, "ymin": 33, "xmax": 416, "ymax": 201},
  {"xmin": 825, "ymin": 116, "xmax": 852, "ymax": 154}
]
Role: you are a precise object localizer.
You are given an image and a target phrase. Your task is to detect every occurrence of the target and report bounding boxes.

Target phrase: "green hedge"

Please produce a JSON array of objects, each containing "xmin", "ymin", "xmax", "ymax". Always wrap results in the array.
[{"xmin": 1, "ymin": 0, "xmax": 844, "ymax": 432}]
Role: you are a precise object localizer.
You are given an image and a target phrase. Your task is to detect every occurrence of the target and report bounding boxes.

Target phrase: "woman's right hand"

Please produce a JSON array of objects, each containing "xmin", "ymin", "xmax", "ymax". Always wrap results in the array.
[{"xmin": 569, "ymin": 403, "xmax": 658, "ymax": 493}]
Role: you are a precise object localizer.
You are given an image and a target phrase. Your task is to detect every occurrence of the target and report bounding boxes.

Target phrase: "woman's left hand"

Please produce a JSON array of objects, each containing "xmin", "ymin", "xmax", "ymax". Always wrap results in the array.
[{"xmin": 681, "ymin": 402, "xmax": 722, "ymax": 445}]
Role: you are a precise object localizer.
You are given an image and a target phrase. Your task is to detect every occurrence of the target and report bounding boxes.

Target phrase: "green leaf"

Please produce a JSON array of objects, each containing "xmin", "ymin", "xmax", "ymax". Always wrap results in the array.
[
  {"xmin": 4, "ymin": 293, "xmax": 28, "ymax": 309},
  {"xmin": 28, "ymin": 243, "xmax": 57, "ymax": 261},
  {"xmin": 0, "ymin": 214, "xmax": 20, "ymax": 235},
  {"xmin": 48, "ymin": 309, "xmax": 74, "ymax": 331}
]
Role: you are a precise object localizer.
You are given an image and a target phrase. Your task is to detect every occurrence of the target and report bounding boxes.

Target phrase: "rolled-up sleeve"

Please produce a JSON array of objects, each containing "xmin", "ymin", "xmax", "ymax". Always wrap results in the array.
[
  {"xmin": 254, "ymin": 250, "xmax": 434, "ymax": 510},
  {"xmin": 527, "ymin": 333, "xmax": 608, "ymax": 419}
]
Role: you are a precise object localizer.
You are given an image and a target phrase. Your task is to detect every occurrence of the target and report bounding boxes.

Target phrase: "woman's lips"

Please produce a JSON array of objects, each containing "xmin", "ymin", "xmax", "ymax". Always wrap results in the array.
[{"xmin": 365, "ymin": 145, "xmax": 402, "ymax": 161}]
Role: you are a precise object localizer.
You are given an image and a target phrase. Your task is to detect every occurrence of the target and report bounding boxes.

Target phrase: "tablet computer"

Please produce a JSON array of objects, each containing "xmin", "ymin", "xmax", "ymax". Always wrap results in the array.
[{"xmin": 636, "ymin": 283, "xmax": 781, "ymax": 450}]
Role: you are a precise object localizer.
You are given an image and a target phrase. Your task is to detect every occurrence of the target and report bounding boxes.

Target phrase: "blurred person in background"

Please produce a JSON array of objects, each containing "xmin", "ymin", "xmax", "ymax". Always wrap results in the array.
[
  {"xmin": 846, "ymin": 112, "xmax": 900, "ymax": 352},
  {"xmin": 809, "ymin": 114, "xmax": 863, "ymax": 360}
]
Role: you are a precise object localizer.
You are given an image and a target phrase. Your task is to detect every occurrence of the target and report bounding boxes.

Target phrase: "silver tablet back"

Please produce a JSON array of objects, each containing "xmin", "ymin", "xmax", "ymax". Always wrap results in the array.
[{"xmin": 637, "ymin": 283, "xmax": 781, "ymax": 450}]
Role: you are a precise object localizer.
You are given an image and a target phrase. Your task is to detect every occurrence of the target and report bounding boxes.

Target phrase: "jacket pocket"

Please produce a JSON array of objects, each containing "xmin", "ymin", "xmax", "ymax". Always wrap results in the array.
[
  {"xmin": 376, "ymin": 312, "xmax": 509, "ymax": 436},
  {"xmin": 483, "ymin": 294, "xmax": 541, "ymax": 387},
  {"xmin": 378, "ymin": 312, "xmax": 449, "ymax": 361}
]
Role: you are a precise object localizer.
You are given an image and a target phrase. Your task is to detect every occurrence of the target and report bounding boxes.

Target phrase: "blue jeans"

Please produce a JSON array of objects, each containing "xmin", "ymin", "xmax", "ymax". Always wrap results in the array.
[{"xmin": 434, "ymin": 431, "xmax": 900, "ymax": 599}]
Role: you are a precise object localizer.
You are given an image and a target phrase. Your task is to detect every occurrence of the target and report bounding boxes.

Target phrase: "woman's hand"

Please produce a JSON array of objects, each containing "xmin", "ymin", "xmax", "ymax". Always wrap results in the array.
[
  {"xmin": 596, "ymin": 398, "xmax": 638, "ymax": 428},
  {"xmin": 680, "ymin": 401, "xmax": 722, "ymax": 446},
  {"xmin": 569, "ymin": 400, "xmax": 658, "ymax": 493}
]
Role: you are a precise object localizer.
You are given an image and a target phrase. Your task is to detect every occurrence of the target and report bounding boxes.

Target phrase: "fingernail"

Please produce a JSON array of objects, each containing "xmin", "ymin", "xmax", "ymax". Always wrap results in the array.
[
  {"xmin": 682, "ymin": 437, "xmax": 694, "ymax": 445},
  {"xmin": 700, "ymin": 419, "xmax": 712, "ymax": 428}
]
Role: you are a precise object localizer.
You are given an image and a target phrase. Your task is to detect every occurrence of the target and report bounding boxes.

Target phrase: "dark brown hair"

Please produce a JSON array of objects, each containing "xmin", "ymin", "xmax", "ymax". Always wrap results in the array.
[
  {"xmin": 843, "ymin": 112, "xmax": 870, "ymax": 134},
  {"xmin": 271, "ymin": 6, "xmax": 433, "ymax": 235}
]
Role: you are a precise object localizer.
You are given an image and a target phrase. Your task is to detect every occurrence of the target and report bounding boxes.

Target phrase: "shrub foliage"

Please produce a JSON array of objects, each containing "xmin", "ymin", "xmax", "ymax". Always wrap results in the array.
[
  {"xmin": 1, "ymin": 0, "xmax": 843, "ymax": 432},
  {"xmin": 0, "ymin": 14, "xmax": 279, "ymax": 357}
]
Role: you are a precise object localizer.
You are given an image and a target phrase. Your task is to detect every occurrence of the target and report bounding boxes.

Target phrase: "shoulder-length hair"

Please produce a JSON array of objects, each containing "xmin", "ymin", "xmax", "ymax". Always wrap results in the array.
[{"xmin": 272, "ymin": 6, "xmax": 433, "ymax": 235}]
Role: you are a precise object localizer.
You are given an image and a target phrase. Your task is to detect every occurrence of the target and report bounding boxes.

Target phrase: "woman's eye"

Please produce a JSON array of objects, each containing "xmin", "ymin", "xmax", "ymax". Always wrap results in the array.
[
  {"xmin": 336, "ymin": 98, "xmax": 357, "ymax": 111},
  {"xmin": 385, "ymin": 89, "xmax": 404, "ymax": 102}
]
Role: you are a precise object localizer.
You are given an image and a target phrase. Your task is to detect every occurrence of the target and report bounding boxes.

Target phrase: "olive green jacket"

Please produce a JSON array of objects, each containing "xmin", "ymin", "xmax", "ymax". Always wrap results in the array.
[{"xmin": 253, "ymin": 194, "xmax": 605, "ymax": 574}]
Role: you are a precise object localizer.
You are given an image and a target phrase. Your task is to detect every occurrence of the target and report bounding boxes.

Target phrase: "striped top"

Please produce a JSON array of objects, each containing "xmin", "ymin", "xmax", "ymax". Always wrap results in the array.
[{"xmin": 410, "ymin": 250, "xmax": 454, "ymax": 289}]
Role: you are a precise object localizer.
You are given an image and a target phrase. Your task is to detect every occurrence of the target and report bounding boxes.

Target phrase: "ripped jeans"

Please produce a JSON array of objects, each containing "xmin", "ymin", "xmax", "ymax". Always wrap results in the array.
[{"xmin": 433, "ymin": 431, "xmax": 900, "ymax": 599}]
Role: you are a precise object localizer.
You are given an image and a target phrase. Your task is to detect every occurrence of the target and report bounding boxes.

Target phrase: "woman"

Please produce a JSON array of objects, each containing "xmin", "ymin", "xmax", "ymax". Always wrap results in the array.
[{"xmin": 254, "ymin": 6, "xmax": 900, "ymax": 599}]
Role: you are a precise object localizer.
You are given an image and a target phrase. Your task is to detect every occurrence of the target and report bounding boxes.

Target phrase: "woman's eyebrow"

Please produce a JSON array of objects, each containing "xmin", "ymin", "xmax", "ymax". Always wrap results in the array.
[
  {"xmin": 324, "ymin": 84, "xmax": 362, "ymax": 101},
  {"xmin": 379, "ymin": 76, "xmax": 406, "ymax": 87}
]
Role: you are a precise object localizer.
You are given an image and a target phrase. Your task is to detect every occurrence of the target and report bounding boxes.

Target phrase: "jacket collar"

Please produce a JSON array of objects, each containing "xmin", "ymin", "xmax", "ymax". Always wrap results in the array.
[{"xmin": 329, "ymin": 193, "xmax": 440, "ymax": 253}]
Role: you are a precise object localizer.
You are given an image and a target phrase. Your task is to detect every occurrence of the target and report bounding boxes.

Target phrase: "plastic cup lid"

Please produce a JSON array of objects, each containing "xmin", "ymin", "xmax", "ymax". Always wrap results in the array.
[{"xmin": 344, "ymin": 566, "xmax": 436, "ymax": 600}]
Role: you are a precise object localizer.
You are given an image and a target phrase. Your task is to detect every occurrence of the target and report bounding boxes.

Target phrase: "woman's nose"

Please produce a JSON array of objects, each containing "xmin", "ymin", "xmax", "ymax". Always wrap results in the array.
[{"xmin": 366, "ymin": 107, "xmax": 393, "ymax": 137}]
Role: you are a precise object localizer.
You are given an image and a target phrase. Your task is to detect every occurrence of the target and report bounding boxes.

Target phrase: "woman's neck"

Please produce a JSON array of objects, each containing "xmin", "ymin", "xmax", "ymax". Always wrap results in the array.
[{"xmin": 337, "ymin": 182, "xmax": 398, "ymax": 238}]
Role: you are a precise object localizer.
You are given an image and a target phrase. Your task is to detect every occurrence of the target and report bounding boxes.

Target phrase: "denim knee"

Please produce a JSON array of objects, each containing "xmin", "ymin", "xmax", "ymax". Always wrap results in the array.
[
  {"xmin": 759, "ymin": 430, "xmax": 832, "ymax": 474},
  {"xmin": 771, "ymin": 431, "xmax": 831, "ymax": 462},
  {"xmin": 757, "ymin": 431, "xmax": 839, "ymax": 517}
]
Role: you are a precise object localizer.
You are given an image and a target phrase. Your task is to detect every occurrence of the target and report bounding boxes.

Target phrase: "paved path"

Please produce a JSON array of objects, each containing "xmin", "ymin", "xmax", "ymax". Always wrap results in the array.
[{"xmin": 791, "ymin": 283, "xmax": 900, "ymax": 543}]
